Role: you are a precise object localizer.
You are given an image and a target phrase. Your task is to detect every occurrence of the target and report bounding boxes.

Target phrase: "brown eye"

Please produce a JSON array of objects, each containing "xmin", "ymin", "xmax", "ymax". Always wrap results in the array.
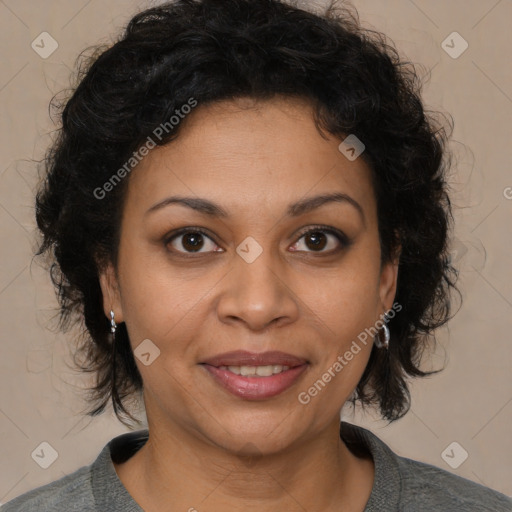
[
  {"xmin": 290, "ymin": 226, "xmax": 349, "ymax": 253},
  {"xmin": 166, "ymin": 229, "xmax": 220, "ymax": 254},
  {"xmin": 304, "ymin": 231, "xmax": 328, "ymax": 251}
]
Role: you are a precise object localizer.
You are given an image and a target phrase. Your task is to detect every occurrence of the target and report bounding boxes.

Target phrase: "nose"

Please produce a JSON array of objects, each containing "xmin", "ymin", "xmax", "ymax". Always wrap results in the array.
[{"xmin": 216, "ymin": 246, "xmax": 300, "ymax": 332}]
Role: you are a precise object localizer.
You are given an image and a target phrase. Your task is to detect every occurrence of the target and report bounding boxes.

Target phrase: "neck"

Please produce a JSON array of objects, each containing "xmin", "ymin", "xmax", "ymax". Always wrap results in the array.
[{"xmin": 114, "ymin": 417, "xmax": 374, "ymax": 512}]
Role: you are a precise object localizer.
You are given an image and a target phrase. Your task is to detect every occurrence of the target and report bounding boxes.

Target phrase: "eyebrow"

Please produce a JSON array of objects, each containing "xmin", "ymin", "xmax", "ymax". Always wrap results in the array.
[{"xmin": 145, "ymin": 192, "xmax": 365, "ymax": 222}]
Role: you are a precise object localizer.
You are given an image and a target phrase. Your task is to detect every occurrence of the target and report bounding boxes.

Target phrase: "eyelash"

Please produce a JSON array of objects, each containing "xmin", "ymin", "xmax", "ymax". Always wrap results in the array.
[{"xmin": 164, "ymin": 224, "xmax": 351, "ymax": 257}]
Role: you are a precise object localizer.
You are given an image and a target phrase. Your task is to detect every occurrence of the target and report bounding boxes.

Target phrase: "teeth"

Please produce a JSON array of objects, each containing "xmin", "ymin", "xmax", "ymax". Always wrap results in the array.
[
  {"xmin": 218, "ymin": 364, "xmax": 291, "ymax": 376},
  {"xmin": 256, "ymin": 365, "xmax": 273, "ymax": 377},
  {"xmin": 240, "ymin": 365, "xmax": 256, "ymax": 376}
]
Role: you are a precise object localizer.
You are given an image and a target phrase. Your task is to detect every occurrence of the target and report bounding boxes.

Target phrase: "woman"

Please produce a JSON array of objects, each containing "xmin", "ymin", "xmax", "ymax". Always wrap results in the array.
[{"xmin": 4, "ymin": 0, "xmax": 511, "ymax": 510}]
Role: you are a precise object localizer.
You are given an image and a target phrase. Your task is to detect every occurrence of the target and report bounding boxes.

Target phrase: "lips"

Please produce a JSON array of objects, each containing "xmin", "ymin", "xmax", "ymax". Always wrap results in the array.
[
  {"xmin": 200, "ymin": 350, "xmax": 309, "ymax": 400},
  {"xmin": 201, "ymin": 350, "xmax": 308, "ymax": 368}
]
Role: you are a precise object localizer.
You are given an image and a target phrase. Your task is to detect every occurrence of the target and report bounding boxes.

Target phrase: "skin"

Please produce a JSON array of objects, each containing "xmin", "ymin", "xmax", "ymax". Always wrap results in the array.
[{"xmin": 99, "ymin": 96, "xmax": 399, "ymax": 512}]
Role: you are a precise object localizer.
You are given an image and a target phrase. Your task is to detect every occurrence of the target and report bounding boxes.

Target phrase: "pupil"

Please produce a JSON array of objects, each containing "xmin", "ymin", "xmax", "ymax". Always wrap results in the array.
[
  {"xmin": 183, "ymin": 232, "xmax": 203, "ymax": 252},
  {"xmin": 306, "ymin": 231, "xmax": 326, "ymax": 250}
]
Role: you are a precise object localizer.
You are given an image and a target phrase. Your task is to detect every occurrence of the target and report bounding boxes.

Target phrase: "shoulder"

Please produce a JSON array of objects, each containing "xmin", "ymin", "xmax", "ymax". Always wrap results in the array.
[
  {"xmin": 1, "ymin": 465, "xmax": 94, "ymax": 512},
  {"xmin": 395, "ymin": 454, "xmax": 512, "ymax": 511},
  {"xmin": 340, "ymin": 421, "xmax": 512, "ymax": 512},
  {"xmin": 1, "ymin": 430, "xmax": 147, "ymax": 512}
]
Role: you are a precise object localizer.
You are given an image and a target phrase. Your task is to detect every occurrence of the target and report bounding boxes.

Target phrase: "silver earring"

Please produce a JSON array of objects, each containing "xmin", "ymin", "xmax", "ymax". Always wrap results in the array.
[
  {"xmin": 110, "ymin": 310, "xmax": 117, "ymax": 337},
  {"xmin": 375, "ymin": 322, "xmax": 390, "ymax": 350}
]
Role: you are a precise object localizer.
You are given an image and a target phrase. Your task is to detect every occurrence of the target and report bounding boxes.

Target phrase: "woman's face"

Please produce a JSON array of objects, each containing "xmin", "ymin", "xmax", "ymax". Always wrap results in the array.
[{"xmin": 100, "ymin": 96, "xmax": 398, "ymax": 454}]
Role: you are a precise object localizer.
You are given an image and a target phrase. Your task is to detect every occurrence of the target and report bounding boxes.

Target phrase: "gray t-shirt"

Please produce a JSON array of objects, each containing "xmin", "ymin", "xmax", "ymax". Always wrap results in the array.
[{"xmin": 2, "ymin": 421, "xmax": 511, "ymax": 511}]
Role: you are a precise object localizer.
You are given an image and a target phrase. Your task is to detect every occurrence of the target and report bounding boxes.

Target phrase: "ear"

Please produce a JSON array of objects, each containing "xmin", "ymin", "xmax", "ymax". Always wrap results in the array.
[
  {"xmin": 378, "ymin": 252, "xmax": 400, "ymax": 313},
  {"xmin": 98, "ymin": 262, "xmax": 124, "ymax": 323}
]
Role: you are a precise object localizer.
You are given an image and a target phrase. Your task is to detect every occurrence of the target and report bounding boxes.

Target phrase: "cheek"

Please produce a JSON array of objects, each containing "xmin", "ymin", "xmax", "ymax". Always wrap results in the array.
[
  {"xmin": 115, "ymin": 235, "xmax": 197, "ymax": 347},
  {"xmin": 119, "ymin": 269, "xmax": 202, "ymax": 349},
  {"xmin": 309, "ymin": 255, "xmax": 381, "ymax": 332},
  {"xmin": 297, "ymin": 274, "xmax": 378, "ymax": 411}
]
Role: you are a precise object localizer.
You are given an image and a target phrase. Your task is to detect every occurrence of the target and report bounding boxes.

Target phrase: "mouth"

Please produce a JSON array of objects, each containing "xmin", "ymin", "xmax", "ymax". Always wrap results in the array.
[
  {"xmin": 214, "ymin": 364, "xmax": 293, "ymax": 377},
  {"xmin": 200, "ymin": 351, "xmax": 309, "ymax": 400}
]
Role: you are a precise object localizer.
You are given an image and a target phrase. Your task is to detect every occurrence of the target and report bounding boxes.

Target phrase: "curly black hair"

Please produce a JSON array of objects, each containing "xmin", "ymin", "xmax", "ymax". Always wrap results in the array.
[{"xmin": 35, "ymin": 0, "xmax": 458, "ymax": 426}]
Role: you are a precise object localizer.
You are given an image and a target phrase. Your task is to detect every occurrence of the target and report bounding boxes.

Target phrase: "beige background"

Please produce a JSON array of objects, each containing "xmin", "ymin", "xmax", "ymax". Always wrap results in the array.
[{"xmin": 1, "ymin": 0, "xmax": 511, "ymax": 504}]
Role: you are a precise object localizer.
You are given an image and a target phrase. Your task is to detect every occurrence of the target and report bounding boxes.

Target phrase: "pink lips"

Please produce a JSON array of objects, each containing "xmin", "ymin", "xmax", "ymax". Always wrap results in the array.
[
  {"xmin": 202, "ymin": 350, "xmax": 308, "ymax": 368},
  {"xmin": 200, "ymin": 350, "xmax": 309, "ymax": 400}
]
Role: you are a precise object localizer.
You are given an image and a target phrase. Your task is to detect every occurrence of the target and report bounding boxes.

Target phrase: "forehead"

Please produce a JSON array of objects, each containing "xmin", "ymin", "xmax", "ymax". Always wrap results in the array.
[{"xmin": 124, "ymin": 96, "xmax": 376, "ymax": 221}]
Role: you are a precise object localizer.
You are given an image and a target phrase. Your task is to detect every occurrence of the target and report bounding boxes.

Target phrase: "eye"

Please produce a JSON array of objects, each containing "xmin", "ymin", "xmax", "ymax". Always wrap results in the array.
[
  {"xmin": 165, "ymin": 225, "xmax": 350, "ymax": 256},
  {"xmin": 166, "ymin": 228, "xmax": 222, "ymax": 254},
  {"xmin": 289, "ymin": 225, "xmax": 349, "ymax": 253}
]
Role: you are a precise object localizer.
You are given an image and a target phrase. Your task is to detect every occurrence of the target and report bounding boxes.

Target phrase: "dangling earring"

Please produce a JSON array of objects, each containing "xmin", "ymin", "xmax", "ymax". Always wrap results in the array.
[
  {"xmin": 110, "ymin": 309, "xmax": 118, "ymax": 390},
  {"xmin": 110, "ymin": 309, "xmax": 117, "ymax": 340},
  {"xmin": 375, "ymin": 321, "xmax": 390, "ymax": 350}
]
